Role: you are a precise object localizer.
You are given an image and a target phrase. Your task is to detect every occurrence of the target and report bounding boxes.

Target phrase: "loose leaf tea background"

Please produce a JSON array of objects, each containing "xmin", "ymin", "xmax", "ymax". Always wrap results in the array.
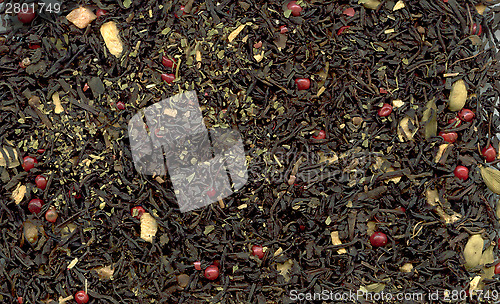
[{"xmin": 1, "ymin": 0, "xmax": 500, "ymax": 303}]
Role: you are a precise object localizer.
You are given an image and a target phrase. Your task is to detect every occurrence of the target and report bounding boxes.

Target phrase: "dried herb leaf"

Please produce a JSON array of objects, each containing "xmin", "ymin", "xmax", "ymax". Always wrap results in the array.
[
  {"xmin": 421, "ymin": 98, "xmax": 437, "ymax": 140},
  {"xmin": 330, "ymin": 231, "xmax": 347, "ymax": 254}
]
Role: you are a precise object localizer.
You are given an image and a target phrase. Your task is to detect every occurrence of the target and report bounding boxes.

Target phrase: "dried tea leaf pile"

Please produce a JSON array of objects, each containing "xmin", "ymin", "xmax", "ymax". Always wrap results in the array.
[{"xmin": 1, "ymin": 0, "xmax": 500, "ymax": 303}]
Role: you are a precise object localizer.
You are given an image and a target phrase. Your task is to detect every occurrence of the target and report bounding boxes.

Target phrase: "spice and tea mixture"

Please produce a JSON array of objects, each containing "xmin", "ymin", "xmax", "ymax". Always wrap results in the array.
[{"xmin": 1, "ymin": 0, "xmax": 500, "ymax": 303}]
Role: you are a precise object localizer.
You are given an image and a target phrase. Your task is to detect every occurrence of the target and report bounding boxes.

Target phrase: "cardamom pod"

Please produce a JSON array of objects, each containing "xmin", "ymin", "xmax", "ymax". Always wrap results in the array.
[
  {"xmin": 23, "ymin": 220, "xmax": 39, "ymax": 245},
  {"xmin": 448, "ymin": 79, "xmax": 467, "ymax": 111},
  {"xmin": 358, "ymin": 0, "xmax": 381, "ymax": 10},
  {"xmin": 479, "ymin": 165, "xmax": 500, "ymax": 194},
  {"xmin": 464, "ymin": 234, "xmax": 484, "ymax": 270}
]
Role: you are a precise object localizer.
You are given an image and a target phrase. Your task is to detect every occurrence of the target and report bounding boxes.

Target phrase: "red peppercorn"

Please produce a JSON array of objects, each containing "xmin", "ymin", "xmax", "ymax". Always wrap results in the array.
[
  {"xmin": 45, "ymin": 207, "xmax": 58, "ymax": 223},
  {"xmin": 337, "ymin": 25, "xmax": 350, "ymax": 35},
  {"xmin": 194, "ymin": 261, "xmax": 202, "ymax": 270},
  {"xmin": 377, "ymin": 103, "xmax": 393, "ymax": 117},
  {"xmin": 204, "ymin": 265, "xmax": 219, "ymax": 280},
  {"xmin": 162, "ymin": 56, "xmax": 175, "ymax": 68},
  {"xmin": 18, "ymin": 7, "xmax": 36, "ymax": 24},
  {"xmin": 482, "ymin": 144, "xmax": 497, "ymax": 163},
  {"xmin": 28, "ymin": 198, "xmax": 43, "ymax": 214},
  {"xmin": 395, "ymin": 206, "xmax": 406, "ymax": 213},
  {"xmin": 69, "ymin": 186, "xmax": 82, "ymax": 199},
  {"xmin": 448, "ymin": 117, "xmax": 461, "ymax": 127},
  {"xmin": 28, "ymin": 43, "xmax": 41, "ymax": 49},
  {"xmin": 174, "ymin": 5, "xmax": 186, "ymax": 18},
  {"xmin": 495, "ymin": 263, "xmax": 500, "ymax": 275},
  {"xmin": 251, "ymin": 245, "xmax": 264, "ymax": 259},
  {"xmin": 343, "ymin": 7, "xmax": 355, "ymax": 17},
  {"xmin": 280, "ymin": 25, "xmax": 288, "ymax": 34},
  {"xmin": 295, "ymin": 78, "xmax": 310, "ymax": 90},
  {"xmin": 37, "ymin": 149, "xmax": 46, "ymax": 154},
  {"xmin": 96, "ymin": 9, "xmax": 107, "ymax": 17},
  {"xmin": 313, "ymin": 130, "xmax": 326, "ymax": 140},
  {"xmin": 206, "ymin": 187, "xmax": 216, "ymax": 198},
  {"xmin": 17, "ymin": 297, "xmax": 23, "ymax": 304},
  {"xmin": 299, "ymin": 224, "xmax": 306, "ymax": 231},
  {"xmin": 22, "ymin": 156, "xmax": 37, "ymax": 172},
  {"xmin": 74, "ymin": 290, "xmax": 89, "ymax": 304},
  {"xmin": 131, "ymin": 206, "xmax": 146, "ymax": 219},
  {"xmin": 370, "ymin": 232, "xmax": 388, "ymax": 247},
  {"xmin": 161, "ymin": 73, "xmax": 175, "ymax": 83},
  {"xmin": 472, "ymin": 23, "xmax": 482, "ymax": 36},
  {"xmin": 458, "ymin": 108, "xmax": 475, "ymax": 122},
  {"xmin": 116, "ymin": 101, "xmax": 125, "ymax": 110},
  {"xmin": 379, "ymin": 88, "xmax": 388, "ymax": 94},
  {"xmin": 439, "ymin": 131, "xmax": 458, "ymax": 143},
  {"xmin": 35, "ymin": 175, "xmax": 47, "ymax": 190},
  {"xmin": 287, "ymin": 1, "xmax": 303, "ymax": 17},
  {"xmin": 453, "ymin": 165, "xmax": 469, "ymax": 181}
]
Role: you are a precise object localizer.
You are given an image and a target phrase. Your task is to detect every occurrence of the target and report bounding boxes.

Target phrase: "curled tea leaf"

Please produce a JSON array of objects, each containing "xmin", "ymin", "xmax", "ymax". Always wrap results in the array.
[
  {"xmin": 448, "ymin": 79, "xmax": 467, "ymax": 111},
  {"xmin": 479, "ymin": 165, "xmax": 500, "ymax": 194},
  {"xmin": 463, "ymin": 234, "xmax": 484, "ymax": 270}
]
